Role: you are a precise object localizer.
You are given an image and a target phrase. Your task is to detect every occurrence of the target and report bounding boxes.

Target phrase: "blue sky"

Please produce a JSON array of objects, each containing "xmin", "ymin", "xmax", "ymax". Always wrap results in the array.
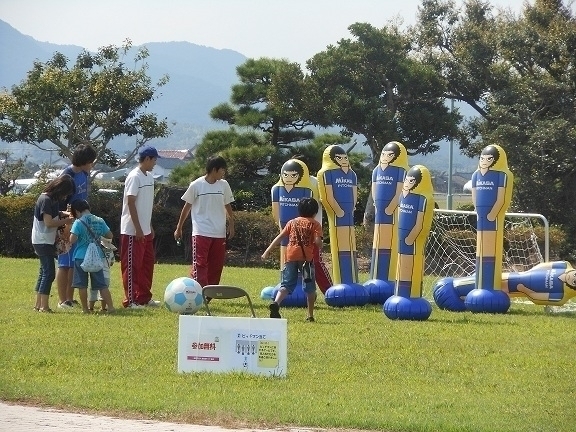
[{"xmin": 1, "ymin": 0, "xmax": 535, "ymax": 65}]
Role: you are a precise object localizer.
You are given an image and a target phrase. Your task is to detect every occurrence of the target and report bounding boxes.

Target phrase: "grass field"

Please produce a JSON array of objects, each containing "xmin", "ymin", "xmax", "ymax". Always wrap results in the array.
[{"xmin": 0, "ymin": 257, "xmax": 574, "ymax": 432}]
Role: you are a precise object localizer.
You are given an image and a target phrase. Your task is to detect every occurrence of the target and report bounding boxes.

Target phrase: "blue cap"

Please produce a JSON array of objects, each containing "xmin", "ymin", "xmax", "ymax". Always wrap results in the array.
[{"xmin": 139, "ymin": 146, "xmax": 161, "ymax": 159}]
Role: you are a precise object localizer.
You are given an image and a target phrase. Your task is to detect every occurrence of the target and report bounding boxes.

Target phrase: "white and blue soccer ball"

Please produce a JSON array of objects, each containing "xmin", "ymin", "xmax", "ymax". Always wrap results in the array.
[{"xmin": 164, "ymin": 277, "xmax": 204, "ymax": 315}]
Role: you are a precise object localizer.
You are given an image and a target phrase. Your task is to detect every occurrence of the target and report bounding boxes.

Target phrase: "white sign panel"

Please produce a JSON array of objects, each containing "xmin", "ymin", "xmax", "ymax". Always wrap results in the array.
[{"xmin": 178, "ymin": 316, "xmax": 287, "ymax": 377}]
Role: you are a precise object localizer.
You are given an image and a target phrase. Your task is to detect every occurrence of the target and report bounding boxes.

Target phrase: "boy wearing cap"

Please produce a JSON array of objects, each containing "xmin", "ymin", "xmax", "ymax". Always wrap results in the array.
[{"xmin": 120, "ymin": 146, "xmax": 161, "ymax": 308}]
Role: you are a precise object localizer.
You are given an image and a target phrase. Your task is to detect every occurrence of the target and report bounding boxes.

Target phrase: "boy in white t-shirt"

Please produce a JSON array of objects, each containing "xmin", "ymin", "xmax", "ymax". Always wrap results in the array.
[
  {"xmin": 174, "ymin": 155, "xmax": 235, "ymax": 288},
  {"xmin": 120, "ymin": 146, "xmax": 161, "ymax": 308}
]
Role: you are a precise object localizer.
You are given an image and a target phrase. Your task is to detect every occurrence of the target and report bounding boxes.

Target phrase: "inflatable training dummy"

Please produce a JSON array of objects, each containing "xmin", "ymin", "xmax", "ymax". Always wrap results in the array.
[
  {"xmin": 383, "ymin": 165, "xmax": 434, "ymax": 320},
  {"xmin": 317, "ymin": 145, "xmax": 358, "ymax": 285},
  {"xmin": 465, "ymin": 145, "xmax": 514, "ymax": 313},
  {"xmin": 434, "ymin": 261, "xmax": 576, "ymax": 311},
  {"xmin": 369, "ymin": 141, "xmax": 409, "ymax": 283}
]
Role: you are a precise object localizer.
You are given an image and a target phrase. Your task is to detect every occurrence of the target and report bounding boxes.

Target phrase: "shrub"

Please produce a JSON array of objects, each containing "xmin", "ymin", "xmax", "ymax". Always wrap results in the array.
[{"xmin": 0, "ymin": 194, "xmax": 37, "ymax": 257}]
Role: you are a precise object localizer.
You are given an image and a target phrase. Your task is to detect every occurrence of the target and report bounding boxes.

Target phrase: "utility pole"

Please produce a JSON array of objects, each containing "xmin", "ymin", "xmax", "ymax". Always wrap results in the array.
[{"xmin": 446, "ymin": 98, "xmax": 455, "ymax": 210}]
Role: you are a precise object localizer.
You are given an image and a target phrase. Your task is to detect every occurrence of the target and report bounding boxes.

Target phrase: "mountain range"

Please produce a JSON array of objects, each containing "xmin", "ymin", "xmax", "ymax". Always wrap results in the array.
[
  {"xmin": 0, "ymin": 19, "xmax": 247, "ymax": 158},
  {"xmin": 0, "ymin": 19, "xmax": 477, "ymax": 171}
]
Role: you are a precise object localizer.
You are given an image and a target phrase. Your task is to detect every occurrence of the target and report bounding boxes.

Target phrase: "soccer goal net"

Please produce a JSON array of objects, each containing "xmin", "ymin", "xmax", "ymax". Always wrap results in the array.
[{"xmin": 422, "ymin": 209, "xmax": 549, "ymax": 300}]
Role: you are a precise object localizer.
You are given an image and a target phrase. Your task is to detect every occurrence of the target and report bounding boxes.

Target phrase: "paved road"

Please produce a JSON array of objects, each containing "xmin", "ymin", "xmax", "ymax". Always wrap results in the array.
[{"xmin": 0, "ymin": 401, "xmax": 303, "ymax": 432}]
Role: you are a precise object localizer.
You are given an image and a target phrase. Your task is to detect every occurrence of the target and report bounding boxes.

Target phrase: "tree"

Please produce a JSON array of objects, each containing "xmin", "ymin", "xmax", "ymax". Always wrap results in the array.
[
  {"xmin": 304, "ymin": 22, "xmax": 461, "ymax": 161},
  {"xmin": 0, "ymin": 152, "xmax": 26, "ymax": 195},
  {"xmin": 0, "ymin": 40, "xmax": 170, "ymax": 167},
  {"xmin": 414, "ymin": 0, "xmax": 576, "ymax": 258},
  {"xmin": 210, "ymin": 58, "xmax": 314, "ymax": 149},
  {"xmin": 170, "ymin": 129, "xmax": 274, "ymax": 184}
]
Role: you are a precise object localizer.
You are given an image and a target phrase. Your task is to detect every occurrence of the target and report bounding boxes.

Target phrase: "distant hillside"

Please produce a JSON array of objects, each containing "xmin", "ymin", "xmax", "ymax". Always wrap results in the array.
[
  {"xmin": 0, "ymin": 19, "xmax": 477, "ymax": 171},
  {"xmin": 0, "ymin": 19, "xmax": 247, "ymax": 158}
]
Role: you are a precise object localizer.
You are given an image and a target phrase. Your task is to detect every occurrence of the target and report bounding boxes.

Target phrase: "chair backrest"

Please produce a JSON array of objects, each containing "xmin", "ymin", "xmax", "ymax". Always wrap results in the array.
[{"xmin": 202, "ymin": 285, "xmax": 256, "ymax": 317}]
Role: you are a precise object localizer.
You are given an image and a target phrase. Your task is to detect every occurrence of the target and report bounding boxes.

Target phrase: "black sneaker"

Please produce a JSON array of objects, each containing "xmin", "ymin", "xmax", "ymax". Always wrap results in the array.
[
  {"xmin": 306, "ymin": 316, "xmax": 315, "ymax": 322},
  {"xmin": 269, "ymin": 302, "xmax": 281, "ymax": 318}
]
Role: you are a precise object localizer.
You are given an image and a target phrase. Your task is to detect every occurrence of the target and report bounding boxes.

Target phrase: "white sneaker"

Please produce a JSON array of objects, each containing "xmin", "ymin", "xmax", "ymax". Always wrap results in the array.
[
  {"xmin": 58, "ymin": 301, "xmax": 73, "ymax": 309},
  {"xmin": 146, "ymin": 299, "xmax": 161, "ymax": 307},
  {"xmin": 128, "ymin": 303, "xmax": 145, "ymax": 309}
]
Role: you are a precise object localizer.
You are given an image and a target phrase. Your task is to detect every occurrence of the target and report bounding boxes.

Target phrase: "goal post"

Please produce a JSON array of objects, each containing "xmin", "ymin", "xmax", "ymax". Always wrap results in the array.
[{"xmin": 423, "ymin": 209, "xmax": 550, "ymax": 299}]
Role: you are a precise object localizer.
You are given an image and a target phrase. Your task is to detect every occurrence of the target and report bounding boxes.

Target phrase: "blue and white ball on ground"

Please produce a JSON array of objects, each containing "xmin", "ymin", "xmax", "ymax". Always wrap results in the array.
[
  {"xmin": 164, "ymin": 277, "xmax": 204, "ymax": 315},
  {"xmin": 260, "ymin": 286, "xmax": 275, "ymax": 300}
]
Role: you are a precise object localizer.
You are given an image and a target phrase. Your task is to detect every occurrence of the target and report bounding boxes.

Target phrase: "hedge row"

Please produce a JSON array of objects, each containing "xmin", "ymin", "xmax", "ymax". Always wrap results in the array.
[
  {"xmin": 0, "ymin": 186, "xmax": 279, "ymax": 267},
  {"xmin": 1, "ymin": 186, "xmax": 566, "ymax": 267}
]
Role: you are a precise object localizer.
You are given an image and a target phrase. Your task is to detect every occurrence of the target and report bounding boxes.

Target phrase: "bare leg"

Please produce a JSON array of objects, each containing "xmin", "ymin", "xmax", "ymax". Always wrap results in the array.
[
  {"xmin": 56, "ymin": 267, "xmax": 68, "ymax": 303},
  {"xmin": 39, "ymin": 293, "xmax": 50, "ymax": 310},
  {"xmin": 65, "ymin": 270, "xmax": 74, "ymax": 302},
  {"xmin": 273, "ymin": 288, "xmax": 288, "ymax": 305},
  {"xmin": 78, "ymin": 288, "xmax": 89, "ymax": 313},
  {"xmin": 99, "ymin": 288, "xmax": 115, "ymax": 312},
  {"xmin": 306, "ymin": 292, "xmax": 315, "ymax": 319}
]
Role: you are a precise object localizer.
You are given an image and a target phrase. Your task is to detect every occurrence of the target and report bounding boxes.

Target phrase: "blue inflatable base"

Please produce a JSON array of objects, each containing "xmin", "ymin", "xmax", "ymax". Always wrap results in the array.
[
  {"xmin": 465, "ymin": 288, "xmax": 511, "ymax": 314},
  {"xmin": 383, "ymin": 296, "xmax": 432, "ymax": 321},
  {"xmin": 363, "ymin": 279, "xmax": 394, "ymax": 304},
  {"xmin": 325, "ymin": 283, "xmax": 369, "ymax": 307},
  {"xmin": 432, "ymin": 278, "xmax": 467, "ymax": 312}
]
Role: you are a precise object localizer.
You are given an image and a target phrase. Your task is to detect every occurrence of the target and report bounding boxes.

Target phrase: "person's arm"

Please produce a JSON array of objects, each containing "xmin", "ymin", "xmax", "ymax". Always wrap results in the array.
[
  {"xmin": 313, "ymin": 221, "xmax": 323, "ymax": 248},
  {"xmin": 271, "ymin": 201, "xmax": 280, "ymax": 226},
  {"xmin": 324, "ymin": 184, "xmax": 344, "ymax": 217},
  {"xmin": 43, "ymin": 212, "xmax": 73, "ymax": 228},
  {"xmin": 126, "ymin": 195, "xmax": 144, "ymax": 240},
  {"xmin": 385, "ymin": 182, "xmax": 403, "ymax": 215},
  {"xmin": 68, "ymin": 220, "xmax": 80, "ymax": 245},
  {"xmin": 516, "ymin": 284, "xmax": 550, "ymax": 301},
  {"xmin": 225, "ymin": 203, "xmax": 235, "ymax": 239},
  {"xmin": 488, "ymin": 186, "xmax": 506, "ymax": 221},
  {"xmin": 174, "ymin": 202, "xmax": 192, "ymax": 241},
  {"xmin": 406, "ymin": 210, "xmax": 425, "ymax": 245},
  {"xmin": 261, "ymin": 232, "xmax": 284, "ymax": 260}
]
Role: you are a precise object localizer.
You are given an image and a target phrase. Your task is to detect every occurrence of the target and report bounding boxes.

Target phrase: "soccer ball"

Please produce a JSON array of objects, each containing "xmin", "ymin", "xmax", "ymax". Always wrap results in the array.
[{"xmin": 164, "ymin": 277, "xmax": 204, "ymax": 315}]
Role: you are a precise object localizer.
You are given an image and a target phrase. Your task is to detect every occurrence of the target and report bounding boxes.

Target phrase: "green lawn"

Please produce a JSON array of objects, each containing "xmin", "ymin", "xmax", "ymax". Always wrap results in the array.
[{"xmin": 0, "ymin": 257, "xmax": 574, "ymax": 432}]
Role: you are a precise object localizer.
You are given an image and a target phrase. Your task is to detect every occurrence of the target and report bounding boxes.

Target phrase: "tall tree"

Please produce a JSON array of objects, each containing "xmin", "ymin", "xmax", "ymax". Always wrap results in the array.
[
  {"xmin": 0, "ymin": 40, "xmax": 170, "ymax": 167},
  {"xmin": 415, "ymin": 0, "xmax": 576, "ymax": 257},
  {"xmin": 210, "ymin": 58, "xmax": 314, "ymax": 149},
  {"xmin": 170, "ymin": 129, "xmax": 274, "ymax": 187},
  {"xmin": 304, "ymin": 22, "xmax": 460, "ymax": 161}
]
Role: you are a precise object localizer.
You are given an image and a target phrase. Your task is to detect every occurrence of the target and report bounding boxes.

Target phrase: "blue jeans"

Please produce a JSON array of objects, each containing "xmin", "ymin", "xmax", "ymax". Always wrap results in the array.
[
  {"xmin": 33, "ymin": 244, "xmax": 56, "ymax": 295},
  {"xmin": 281, "ymin": 261, "xmax": 316, "ymax": 294},
  {"xmin": 72, "ymin": 259, "xmax": 108, "ymax": 290}
]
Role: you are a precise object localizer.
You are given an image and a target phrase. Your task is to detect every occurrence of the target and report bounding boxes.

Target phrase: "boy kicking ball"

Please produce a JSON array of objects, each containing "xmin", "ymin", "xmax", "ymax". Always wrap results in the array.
[{"xmin": 261, "ymin": 197, "xmax": 323, "ymax": 322}]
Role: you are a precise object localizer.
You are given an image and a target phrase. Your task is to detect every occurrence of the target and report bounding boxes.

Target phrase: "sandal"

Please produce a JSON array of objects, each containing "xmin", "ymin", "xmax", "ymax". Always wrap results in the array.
[{"xmin": 38, "ymin": 308, "xmax": 54, "ymax": 313}]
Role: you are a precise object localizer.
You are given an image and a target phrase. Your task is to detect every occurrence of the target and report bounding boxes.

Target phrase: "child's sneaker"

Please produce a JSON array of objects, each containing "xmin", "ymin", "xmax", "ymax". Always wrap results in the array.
[
  {"xmin": 269, "ymin": 302, "xmax": 281, "ymax": 318},
  {"xmin": 306, "ymin": 316, "xmax": 315, "ymax": 322}
]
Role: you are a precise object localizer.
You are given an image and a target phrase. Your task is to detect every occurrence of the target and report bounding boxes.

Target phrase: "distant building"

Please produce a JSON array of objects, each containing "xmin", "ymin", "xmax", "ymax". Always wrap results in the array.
[
  {"xmin": 157, "ymin": 149, "xmax": 194, "ymax": 160},
  {"xmin": 94, "ymin": 149, "xmax": 194, "ymax": 184},
  {"xmin": 154, "ymin": 149, "xmax": 195, "ymax": 182}
]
